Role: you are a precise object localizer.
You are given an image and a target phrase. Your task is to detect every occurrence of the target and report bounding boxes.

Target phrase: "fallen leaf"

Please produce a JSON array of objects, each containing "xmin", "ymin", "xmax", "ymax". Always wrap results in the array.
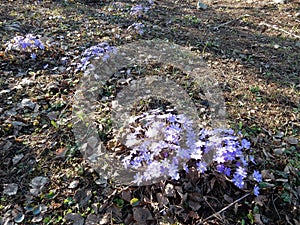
[
  {"xmin": 68, "ymin": 180, "xmax": 79, "ymax": 189},
  {"xmin": 133, "ymin": 207, "xmax": 153, "ymax": 224},
  {"xmin": 3, "ymin": 183, "xmax": 18, "ymax": 196},
  {"xmin": 12, "ymin": 154, "xmax": 24, "ymax": 165},
  {"xmin": 164, "ymin": 183, "xmax": 176, "ymax": 197},
  {"xmin": 65, "ymin": 213, "xmax": 84, "ymax": 225}
]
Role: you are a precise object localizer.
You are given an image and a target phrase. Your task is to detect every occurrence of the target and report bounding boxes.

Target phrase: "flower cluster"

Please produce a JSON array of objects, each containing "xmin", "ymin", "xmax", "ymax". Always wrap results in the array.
[
  {"xmin": 76, "ymin": 42, "xmax": 117, "ymax": 71},
  {"xmin": 5, "ymin": 34, "xmax": 45, "ymax": 59},
  {"xmin": 130, "ymin": 0, "xmax": 154, "ymax": 17},
  {"xmin": 127, "ymin": 22, "xmax": 145, "ymax": 35},
  {"xmin": 121, "ymin": 110, "xmax": 262, "ymax": 196},
  {"xmin": 130, "ymin": 4, "xmax": 149, "ymax": 17},
  {"xmin": 127, "ymin": 0, "xmax": 154, "ymax": 35}
]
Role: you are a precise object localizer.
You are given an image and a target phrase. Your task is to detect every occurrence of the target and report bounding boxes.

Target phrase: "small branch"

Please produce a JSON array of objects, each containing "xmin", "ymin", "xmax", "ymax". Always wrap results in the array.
[
  {"xmin": 202, "ymin": 192, "xmax": 251, "ymax": 222},
  {"xmin": 259, "ymin": 22, "xmax": 300, "ymax": 39},
  {"xmin": 271, "ymin": 194, "xmax": 281, "ymax": 221},
  {"xmin": 213, "ymin": 14, "xmax": 250, "ymax": 30}
]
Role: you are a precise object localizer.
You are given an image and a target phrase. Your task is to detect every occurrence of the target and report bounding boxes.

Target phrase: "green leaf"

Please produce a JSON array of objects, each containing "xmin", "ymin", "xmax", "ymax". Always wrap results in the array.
[
  {"xmin": 247, "ymin": 210, "xmax": 254, "ymax": 224},
  {"xmin": 130, "ymin": 197, "xmax": 139, "ymax": 206},
  {"xmin": 113, "ymin": 198, "xmax": 124, "ymax": 208},
  {"xmin": 241, "ymin": 219, "xmax": 245, "ymax": 225},
  {"xmin": 51, "ymin": 120, "xmax": 58, "ymax": 128},
  {"xmin": 281, "ymin": 192, "xmax": 291, "ymax": 203}
]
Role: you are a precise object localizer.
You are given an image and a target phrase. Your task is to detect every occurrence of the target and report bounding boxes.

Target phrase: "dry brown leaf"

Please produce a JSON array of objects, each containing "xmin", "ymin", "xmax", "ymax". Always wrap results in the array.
[{"xmin": 133, "ymin": 207, "xmax": 153, "ymax": 224}]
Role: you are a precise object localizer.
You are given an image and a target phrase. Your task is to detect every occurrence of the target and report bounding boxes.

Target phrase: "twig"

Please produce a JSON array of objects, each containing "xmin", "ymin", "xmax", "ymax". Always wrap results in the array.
[
  {"xmin": 271, "ymin": 194, "xmax": 281, "ymax": 221},
  {"xmin": 202, "ymin": 192, "xmax": 251, "ymax": 222},
  {"xmin": 259, "ymin": 22, "xmax": 300, "ymax": 39},
  {"xmin": 203, "ymin": 196, "xmax": 223, "ymax": 221},
  {"xmin": 213, "ymin": 14, "xmax": 250, "ymax": 30}
]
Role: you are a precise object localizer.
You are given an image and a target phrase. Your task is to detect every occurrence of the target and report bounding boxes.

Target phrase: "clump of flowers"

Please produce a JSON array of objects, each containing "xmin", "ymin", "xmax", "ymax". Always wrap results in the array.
[
  {"xmin": 130, "ymin": 4, "xmax": 148, "ymax": 17},
  {"xmin": 127, "ymin": 0, "xmax": 154, "ymax": 35},
  {"xmin": 4, "ymin": 34, "xmax": 45, "ymax": 59},
  {"xmin": 121, "ymin": 109, "xmax": 262, "ymax": 195},
  {"xmin": 76, "ymin": 42, "xmax": 117, "ymax": 72},
  {"xmin": 130, "ymin": 0, "xmax": 154, "ymax": 17},
  {"xmin": 127, "ymin": 22, "xmax": 145, "ymax": 35}
]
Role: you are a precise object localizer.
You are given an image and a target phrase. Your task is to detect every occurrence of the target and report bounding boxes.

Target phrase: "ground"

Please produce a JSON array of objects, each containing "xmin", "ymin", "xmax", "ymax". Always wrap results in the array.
[{"xmin": 0, "ymin": 0, "xmax": 299, "ymax": 224}]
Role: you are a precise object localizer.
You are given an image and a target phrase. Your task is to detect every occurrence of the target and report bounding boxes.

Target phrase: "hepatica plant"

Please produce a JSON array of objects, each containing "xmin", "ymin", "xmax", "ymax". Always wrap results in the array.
[
  {"xmin": 76, "ymin": 42, "xmax": 117, "ymax": 72},
  {"xmin": 130, "ymin": 0, "xmax": 153, "ymax": 17},
  {"xmin": 121, "ymin": 109, "xmax": 262, "ymax": 196},
  {"xmin": 127, "ymin": 0, "xmax": 154, "ymax": 35},
  {"xmin": 127, "ymin": 22, "xmax": 145, "ymax": 35},
  {"xmin": 5, "ymin": 34, "xmax": 45, "ymax": 59}
]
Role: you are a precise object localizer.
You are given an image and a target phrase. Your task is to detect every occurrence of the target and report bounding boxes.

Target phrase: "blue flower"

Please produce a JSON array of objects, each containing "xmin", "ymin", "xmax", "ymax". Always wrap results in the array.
[
  {"xmin": 30, "ymin": 53, "xmax": 37, "ymax": 59},
  {"xmin": 241, "ymin": 139, "xmax": 251, "ymax": 149},
  {"xmin": 236, "ymin": 166, "xmax": 247, "ymax": 179},
  {"xmin": 232, "ymin": 166, "xmax": 247, "ymax": 188},
  {"xmin": 21, "ymin": 41, "xmax": 31, "ymax": 49},
  {"xmin": 185, "ymin": 129, "xmax": 197, "ymax": 149},
  {"xmin": 252, "ymin": 170, "xmax": 262, "ymax": 182},
  {"xmin": 249, "ymin": 155, "xmax": 256, "ymax": 164},
  {"xmin": 217, "ymin": 164, "xmax": 231, "ymax": 176},
  {"xmin": 217, "ymin": 164, "xmax": 225, "ymax": 173},
  {"xmin": 223, "ymin": 167, "xmax": 231, "ymax": 176},
  {"xmin": 166, "ymin": 114, "xmax": 177, "ymax": 123},
  {"xmin": 232, "ymin": 173, "xmax": 244, "ymax": 189},
  {"xmin": 148, "ymin": 0, "xmax": 154, "ymax": 5},
  {"xmin": 240, "ymin": 157, "xmax": 248, "ymax": 167},
  {"xmin": 34, "ymin": 39, "xmax": 44, "ymax": 49}
]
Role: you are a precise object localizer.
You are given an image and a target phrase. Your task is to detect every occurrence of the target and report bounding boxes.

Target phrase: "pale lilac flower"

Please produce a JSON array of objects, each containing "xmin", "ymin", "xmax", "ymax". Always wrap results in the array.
[
  {"xmin": 123, "ymin": 111, "xmax": 260, "ymax": 194},
  {"xmin": 130, "ymin": 4, "xmax": 144, "ymax": 17},
  {"xmin": 122, "ymin": 155, "xmax": 132, "ymax": 169},
  {"xmin": 196, "ymin": 161, "xmax": 207, "ymax": 173},
  {"xmin": 125, "ymin": 133, "xmax": 140, "ymax": 147},
  {"xmin": 145, "ymin": 126, "xmax": 160, "ymax": 138},
  {"xmin": 143, "ymin": 161, "xmax": 162, "ymax": 180},
  {"xmin": 134, "ymin": 173, "xmax": 143, "ymax": 185},
  {"xmin": 176, "ymin": 148, "xmax": 191, "ymax": 159},
  {"xmin": 190, "ymin": 147, "xmax": 203, "ymax": 160},
  {"xmin": 5, "ymin": 34, "xmax": 46, "ymax": 58},
  {"xmin": 127, "ymin": 22, "xmax": 145, "ymax": 35},
  {"xmin": 77, "ymin": 42, "xmax": 116, "ymax": 71},
  {"xmin": 183, "ymin": 163, "xmax": 189, "ymax": 173},
  {"xmin": 168, "ymin": 161, "xmax": 180, "ymax": 180}
]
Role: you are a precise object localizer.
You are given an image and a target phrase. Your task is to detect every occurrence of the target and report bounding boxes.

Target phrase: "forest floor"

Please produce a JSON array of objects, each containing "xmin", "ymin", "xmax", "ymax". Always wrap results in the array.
[{"xmin": 0, "ymin": 0, "xmax": 299, "ymax": 224}]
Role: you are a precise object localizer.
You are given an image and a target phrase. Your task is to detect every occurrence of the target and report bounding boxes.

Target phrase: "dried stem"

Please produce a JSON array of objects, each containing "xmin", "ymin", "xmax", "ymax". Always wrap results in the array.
[{"xmin": 202, "ymin": 192, "xmax": 251, "ymax": 222}]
